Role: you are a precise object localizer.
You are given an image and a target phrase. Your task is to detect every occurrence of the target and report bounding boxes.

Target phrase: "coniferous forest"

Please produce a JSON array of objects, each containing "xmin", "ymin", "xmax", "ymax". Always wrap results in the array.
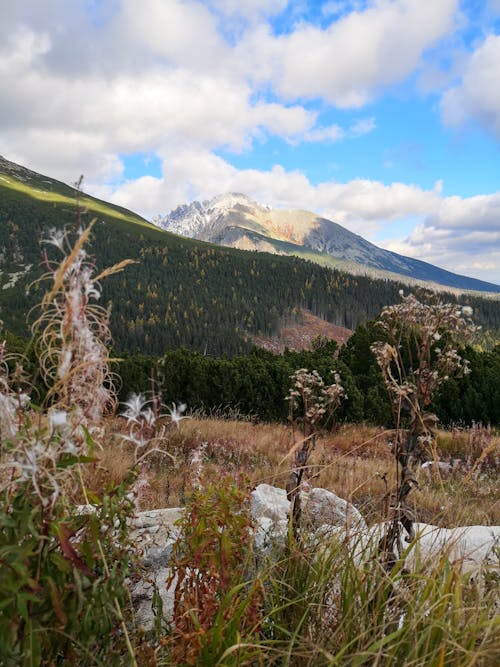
[
  {"xmin": 1, "ymin": 168, "xmax": 499, "ymax": 357},
  {"xmin": 1, "ymin": 165, "xmax": 499, "ymax": 426}
]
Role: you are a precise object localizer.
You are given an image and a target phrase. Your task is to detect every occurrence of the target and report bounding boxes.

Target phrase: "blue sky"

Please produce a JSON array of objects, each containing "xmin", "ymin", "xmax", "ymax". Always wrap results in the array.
[{"xmin": 1, "ymin": 0, "xmax": 499, "ymax": 283}]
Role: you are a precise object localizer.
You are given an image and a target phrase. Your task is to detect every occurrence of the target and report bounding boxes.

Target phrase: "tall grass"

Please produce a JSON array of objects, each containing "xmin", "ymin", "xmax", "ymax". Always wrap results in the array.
[
  {"xmin": 154, "ymin": 475, "xmax": 499, "ymax": 666},
  {"xmin": 258, "ymin": 536, "xmax": 498, "ymax": 666}
]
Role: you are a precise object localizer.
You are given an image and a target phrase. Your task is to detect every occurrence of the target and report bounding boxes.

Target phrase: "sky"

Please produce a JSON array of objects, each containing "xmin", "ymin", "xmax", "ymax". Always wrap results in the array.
[{"xmin": 1, "ymin": 0, "xmax": 499, "ymax": 285}]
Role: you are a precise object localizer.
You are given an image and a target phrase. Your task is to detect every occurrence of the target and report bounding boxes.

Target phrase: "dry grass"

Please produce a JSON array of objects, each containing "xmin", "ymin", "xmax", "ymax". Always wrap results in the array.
[{"xmin": 91, "ymin": 417, "xmax": 499, "ymax": 526}]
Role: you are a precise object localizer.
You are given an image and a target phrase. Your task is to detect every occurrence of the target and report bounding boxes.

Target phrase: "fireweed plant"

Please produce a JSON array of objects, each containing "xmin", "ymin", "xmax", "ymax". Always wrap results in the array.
[
  {"xmin": 0, "ymin": 224, "xmax": 138, "ymax": 665},
  {"xmin": 285, "ymin": 369, "xmax": 346, "ymax": 532},
  {"xmin": 371, "ymin": 293, "xmax": 477, "ymax": 568},
  {"xmin": 165, "ymin": 475, "xmax": 263, "ymax": 666},
  {"xmin": 120, "ymin": 394, "xmax": 188, "ymax": 507}
]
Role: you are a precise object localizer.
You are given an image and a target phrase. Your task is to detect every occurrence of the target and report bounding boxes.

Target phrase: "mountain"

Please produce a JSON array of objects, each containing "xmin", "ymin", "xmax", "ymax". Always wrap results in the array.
[
  {"xmin": 156, "ymin": 193, "xmax": 500, "ymax": 294},
  {"xmin": 1, "ymin": 157, "xmax": 499, "ymax": 358}
]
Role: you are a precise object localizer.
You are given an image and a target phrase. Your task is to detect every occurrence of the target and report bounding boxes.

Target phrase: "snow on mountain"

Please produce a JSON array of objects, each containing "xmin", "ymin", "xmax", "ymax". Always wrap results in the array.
[
  {"xmin": 154, "ymin": 193, "xmax": 500, "ymax": 294},
  {"xmin": 154, "ymin": 193, "xmax": 259, "ymax": 240}
]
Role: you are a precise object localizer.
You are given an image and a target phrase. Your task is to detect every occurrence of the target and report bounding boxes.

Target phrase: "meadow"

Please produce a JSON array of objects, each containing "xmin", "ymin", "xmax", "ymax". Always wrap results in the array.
[
  {"xmin": 0, "ymin": 223, "xmax": 499, "ymax": 666},
  {"xmin": 95, "ymin": 415, "xmax": 499, "ymax": 529}
]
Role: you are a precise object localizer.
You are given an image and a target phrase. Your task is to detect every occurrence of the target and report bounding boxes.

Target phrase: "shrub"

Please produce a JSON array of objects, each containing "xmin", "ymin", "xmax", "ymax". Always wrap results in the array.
[
  {"xmin": 165, "ymin": 474, "xmax": 263, "ymax": 665},
  {"xmin": 0, "ymin": 225, "xmax": 137, "ymax": 665}
]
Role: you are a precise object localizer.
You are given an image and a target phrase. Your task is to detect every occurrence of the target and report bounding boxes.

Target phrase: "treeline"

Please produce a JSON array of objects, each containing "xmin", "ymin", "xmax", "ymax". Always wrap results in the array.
[
  {"xmin": 1, "ymin": 179, "xmax": 500, "ymax": 358},
  {"xmin": 4, "ymin": 319, "xmax": 498, "ymax": 426},
  {"xmin": 118, "ymin": 328, "xmax": 500, "ymax": 427}
]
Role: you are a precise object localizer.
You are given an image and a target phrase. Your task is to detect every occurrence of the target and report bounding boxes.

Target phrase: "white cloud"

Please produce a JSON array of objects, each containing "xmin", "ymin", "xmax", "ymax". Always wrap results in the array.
[
  {"xmin": 301, "ymin": 124, "xmax": 345, "ymax": 143},
  {"xmin": 381, "ymin": 233, "xmax": 500, "ymax": 285},
  {"xmin": 380, "ymin": 191, "xmax": 500, "ymax": 283},
  {"xmin": 348, "ymin": 117, "xmax": 376, "ymax": 137},
  {"xmin": 3, "ymin": 130, "xmax": 124, "ymax": 184},
  {"xmin": 117, "ymin": 0, "xmax": 230, "ymax": 73},
  {"xmin": 426, "ymin": 192, "xmax": 500, "ymax": 231},
  {"xmin": 0, "ymin": 0, "xmax": 461, "ymax": 183},
  {"xmin": 245, "ymin": 0, "xmax": 459, "ymax": 106},
  {"xmin": 208, "ymin": 0, "xmax": 289, "ymax": 20},
  {"xmin": 441, "ymin": 34, "xmax": 500, "ymax": 138},
  {"xmin": 322, "ymin": 2, "xmax": 368, "ymax": 18},
  {"xmin": 299, "ymin": 116, "xmax": 376, "ymax": 143},
  {"xmin": 92, "ymin": 148, "xmax": 499, "ymax": 285},
  {"xmin": 0, "ymin": 22, "xmax": 318, "ymax": 180}
]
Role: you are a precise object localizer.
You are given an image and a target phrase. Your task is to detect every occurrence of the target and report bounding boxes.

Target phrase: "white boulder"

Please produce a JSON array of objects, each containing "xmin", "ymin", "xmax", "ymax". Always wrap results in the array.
[
  {"xmin": 367, "ymin": 522, "xmax": 500, "ymax": 573},
  {"xmin": 250, "ymin": 484, "xmax": 290, "ymax": 523},
  {"xmin": 302, "ymin": 487, "xmax": 367, "ymax": 532}
]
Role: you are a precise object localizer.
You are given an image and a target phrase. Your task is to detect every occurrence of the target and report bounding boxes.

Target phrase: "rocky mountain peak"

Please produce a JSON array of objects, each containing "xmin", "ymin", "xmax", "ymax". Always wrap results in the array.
[{"xmin": 153, "ymin": 193, "xmax": 500, "ymax": 294}]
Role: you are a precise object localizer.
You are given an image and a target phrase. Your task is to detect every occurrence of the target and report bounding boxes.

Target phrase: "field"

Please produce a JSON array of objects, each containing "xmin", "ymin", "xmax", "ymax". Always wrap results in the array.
[{"xmin": 94, "ymin": 415, "xmax": 500, "ymax": 528}]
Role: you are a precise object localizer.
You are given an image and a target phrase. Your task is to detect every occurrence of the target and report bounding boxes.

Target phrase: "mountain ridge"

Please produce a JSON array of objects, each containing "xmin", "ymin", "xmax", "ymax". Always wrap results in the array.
[
  {"xmin": 1, "ymin": 156, "xmax": 499, "ymax": 358},
  {"xmin": 156, "ymin": 193, "xmax": 500, "ymax": 294}
]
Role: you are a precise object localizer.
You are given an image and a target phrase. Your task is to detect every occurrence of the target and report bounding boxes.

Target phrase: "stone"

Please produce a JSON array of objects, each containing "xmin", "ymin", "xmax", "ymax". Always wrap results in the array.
[
  {"xmin": 131, "ymin": 508, "xmax": 183, "ymax": 568},
  {"xmin": 129, "ymin": 494, "xmax": 499, "ymax": 630},
  {"xmin": 367, "ymin": 521, "xmax": 500, "ymax": 573},
  {"xmin": 132, "ymin": 567, "xmax": 176, "ymax": 631},
  {"xmin": 302, "ymin": 487, "xmax": 367, "ymax": 532},
  {"xmin": 130, "ymin": 508, "xmax": 184, "ymax": 631},
  {"xmin": 254, "ymin": 516, "xmax": 289, "ymax": 552},
  {"xmin": 250, "ymin": 483, "xmax": 290, "ymax": 523},
  {"xmin": 134, "ymin": 507, "xmax": 183, "ymax": 529}
]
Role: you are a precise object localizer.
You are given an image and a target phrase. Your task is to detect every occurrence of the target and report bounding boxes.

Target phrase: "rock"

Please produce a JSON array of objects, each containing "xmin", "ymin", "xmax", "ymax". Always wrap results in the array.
[
  {"xmin": 130, "ymin": 509, "xmax": 184, "ymax": 631},
  {"xmin": 142, "ymin": 538, "xmax": 177, "ymax": 569},
  {"xmin": 130, "ymin": 494, "xmax": 499, "ymax": 630},
  {"xmin": 420, "ymin": 460, "xmax": 464, "ymax": 478},
  {"xmin": 250, "ymin": 484, "xmax": 290, "ymax": 523},
  {"xmin": 134, "ymin": 507, "xmax": 183, "ymax": 529},
  {"xmin": 302, "ymin": 488, "xmax": 367, "ymax": 532},
  {"xmin": 367, "ymin": 522, "xmax": 500, "ymax": 573},
  {"xmin": 409, "ymin": 523, "xmax": 500, "ymax": 570},
  {"xmin": 254, "ymin": 516, "xmax": 289, "ymax": 552},
  {"xmin": 131, "ymin": 508, "xmax": 183, "ymax": 568},
  {"xmin": 132, "ymin": 567, "xmax": 176, "ymax": 631}
]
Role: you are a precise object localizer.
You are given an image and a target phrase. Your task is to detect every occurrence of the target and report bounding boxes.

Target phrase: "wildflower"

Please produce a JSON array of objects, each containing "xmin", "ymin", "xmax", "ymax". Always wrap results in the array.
[
  {"xmin": 49, "ymin": 410, "xmax": 68, "ymax": 429},
  {"xmin": 18, "ymin": 392, "xmax": 30, "ymax": 407},
  {"xmin": 63, "ymin": 440, "xmax": 79, "ymax": 455},
  {"xmin": 121, "ymin": 393, "xmax": 147, "ymax": 424},
  {"xmin": 44, "ymin": 227, "xmax": 66, "ymax": 251},
  {"xmin": 169, "ymin": 402, "xmax": 187, "ymax": 426}
]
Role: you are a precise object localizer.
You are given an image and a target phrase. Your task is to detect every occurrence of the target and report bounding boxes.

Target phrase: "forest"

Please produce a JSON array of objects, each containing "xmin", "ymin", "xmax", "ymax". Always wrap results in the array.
[
  {"xmin": 1, "ymin": 168, "xmax": 499, "ymax": 359},
  {"xmin": 115, "ymin": 327, "xmax": 500, "ymax": 427}
]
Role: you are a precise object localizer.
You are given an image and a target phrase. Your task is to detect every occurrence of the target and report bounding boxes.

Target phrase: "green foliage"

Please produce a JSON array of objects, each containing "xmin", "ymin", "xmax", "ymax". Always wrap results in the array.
[
  {"xmin": 2, "ymin": 167, "xmax": 499, "ymax": 358},
  {"xmin": 165, "ymin": 475, "xmax": 262, "ymax": 665},
  {"xmin": 159, "ymin": 345, "xmax": 358, "ymax": 424},
  {"xmin": 433, "ymin": 344, "xmax": 500, "ymax": 425},
  {"xmin": 0, "ymin": 429, "xmax": 135, "ymax": 666},
  {"xmin": 112, "ymin": 325, "xmax": 500, "ymax": 426},
  {"xmin": 5, "ymin": 321, "xmax": 498, "ymax": 428}
]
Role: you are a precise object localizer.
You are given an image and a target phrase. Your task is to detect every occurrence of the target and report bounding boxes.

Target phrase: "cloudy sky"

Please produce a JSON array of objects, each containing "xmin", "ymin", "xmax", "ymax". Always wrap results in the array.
[{"xmin": 1, "ymin": 0, "xmax": 499, "ymax": 284}]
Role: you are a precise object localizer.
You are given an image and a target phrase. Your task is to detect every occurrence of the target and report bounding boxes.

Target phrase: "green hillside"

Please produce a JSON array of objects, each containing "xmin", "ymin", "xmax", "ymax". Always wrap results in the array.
[{"xmin": 1, "ymin": 158, "xmax": 499, "ymax": 356}]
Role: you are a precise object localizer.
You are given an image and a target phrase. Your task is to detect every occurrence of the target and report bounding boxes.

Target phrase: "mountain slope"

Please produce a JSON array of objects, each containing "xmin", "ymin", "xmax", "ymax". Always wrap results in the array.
[
  {"xmin": 157, "ymin": 193, "xmax": 500, "ymax": 294},
  {"xmin": 1, "ymin": 157, "xmax": 499, "ymax": 357}
]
